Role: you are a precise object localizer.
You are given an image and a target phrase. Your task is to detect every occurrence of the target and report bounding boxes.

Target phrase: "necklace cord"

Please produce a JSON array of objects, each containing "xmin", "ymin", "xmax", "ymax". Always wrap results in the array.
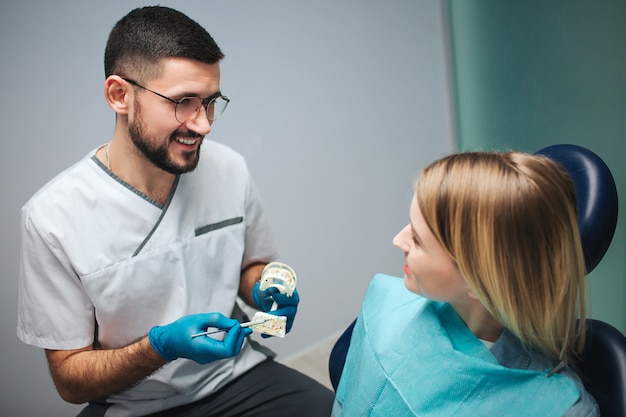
[{"xmin": 105, "ymin": 143, "xmax": 112, "ymax": 171}]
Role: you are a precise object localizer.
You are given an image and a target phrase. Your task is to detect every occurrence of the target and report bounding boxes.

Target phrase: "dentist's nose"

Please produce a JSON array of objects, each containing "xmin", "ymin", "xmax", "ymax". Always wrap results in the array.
[{"xmin": 185, "ymin": 109, "xmax": 212, "ymax": 136}]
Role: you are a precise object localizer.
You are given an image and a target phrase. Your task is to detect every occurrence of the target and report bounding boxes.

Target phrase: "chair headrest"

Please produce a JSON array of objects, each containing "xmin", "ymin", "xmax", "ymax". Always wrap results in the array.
[{"xmin": 534, "ymin": 144, "xmax": 618, "ymax": 274}]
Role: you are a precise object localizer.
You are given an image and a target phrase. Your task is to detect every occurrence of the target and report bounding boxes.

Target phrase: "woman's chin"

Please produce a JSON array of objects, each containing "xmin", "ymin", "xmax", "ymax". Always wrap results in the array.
[{"xmin": 403, "ymin": 275, "xmax": 421, "ymax": 295}]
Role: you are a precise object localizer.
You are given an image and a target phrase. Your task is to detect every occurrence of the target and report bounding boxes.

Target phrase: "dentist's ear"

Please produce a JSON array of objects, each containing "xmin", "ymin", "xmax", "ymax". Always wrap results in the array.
[{"xmin": 104, "ymin": 75, "xmax": 132, "ymax": 115}]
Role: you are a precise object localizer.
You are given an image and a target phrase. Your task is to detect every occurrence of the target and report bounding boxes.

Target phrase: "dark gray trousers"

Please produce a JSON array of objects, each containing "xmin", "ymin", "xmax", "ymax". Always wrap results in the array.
[{"xmin": 77, "ymin": 359, "xmax": 334, "ymax": 417}]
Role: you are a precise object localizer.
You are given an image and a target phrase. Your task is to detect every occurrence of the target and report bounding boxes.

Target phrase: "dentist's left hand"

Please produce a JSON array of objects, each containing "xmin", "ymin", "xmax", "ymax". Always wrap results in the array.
[{"xmin": 252, "ymin": 283, "xmax": 300, "ymax": 335}]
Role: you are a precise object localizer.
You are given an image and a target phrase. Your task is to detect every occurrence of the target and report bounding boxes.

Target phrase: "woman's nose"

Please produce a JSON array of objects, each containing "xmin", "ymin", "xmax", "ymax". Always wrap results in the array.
[{"xmin": 392, "ymin": 225, "xmax": 410, "ymax": 251}]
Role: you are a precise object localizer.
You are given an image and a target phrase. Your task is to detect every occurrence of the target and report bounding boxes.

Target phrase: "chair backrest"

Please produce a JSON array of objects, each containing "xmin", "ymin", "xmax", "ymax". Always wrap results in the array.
[
  {"xmin": 328, "ymin": 319, "xmax": 355, "ymax": 391},
  {"xmin": 536, "ymin": 144, "xmax": 623, "ymax": 417},
  {"xmin": 328, "ymin": 144, "xmax": 624, "ymax": 416},
  {"xmin": 579, "ymin": 319, "xmax": 626, "ymax": 417}
]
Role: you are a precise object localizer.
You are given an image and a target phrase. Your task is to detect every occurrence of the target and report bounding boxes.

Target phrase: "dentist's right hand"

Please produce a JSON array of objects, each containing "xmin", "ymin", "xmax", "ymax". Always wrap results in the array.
[{"xmin": 148, "ymin": 313, "xmax": 252, "ymax": 364}]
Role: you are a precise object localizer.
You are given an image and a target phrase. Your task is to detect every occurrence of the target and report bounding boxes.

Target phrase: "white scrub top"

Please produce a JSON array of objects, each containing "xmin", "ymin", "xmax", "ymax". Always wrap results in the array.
[{"xmin": 17, "ymin": 140, "xmax": 280, "ymax": 416}]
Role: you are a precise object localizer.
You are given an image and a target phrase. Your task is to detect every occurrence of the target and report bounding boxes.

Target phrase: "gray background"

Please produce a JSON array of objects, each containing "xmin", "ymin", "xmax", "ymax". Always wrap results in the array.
[{"xmin": 0, "ymin": 1, "xmax": 454, "ymax": 415}]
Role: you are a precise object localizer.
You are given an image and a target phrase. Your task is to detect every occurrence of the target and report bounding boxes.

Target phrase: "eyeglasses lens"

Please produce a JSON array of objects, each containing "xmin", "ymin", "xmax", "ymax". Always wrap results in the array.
[{"xmin": 174, "ymin": 97, "xmax": 229, "ymax": 123}]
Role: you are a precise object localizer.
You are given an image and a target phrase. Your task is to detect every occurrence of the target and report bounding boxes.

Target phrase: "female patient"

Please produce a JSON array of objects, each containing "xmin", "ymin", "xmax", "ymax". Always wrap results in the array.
[{"xmin": 332, "ymin": 151, "xmax": 599, "ymax": 416}]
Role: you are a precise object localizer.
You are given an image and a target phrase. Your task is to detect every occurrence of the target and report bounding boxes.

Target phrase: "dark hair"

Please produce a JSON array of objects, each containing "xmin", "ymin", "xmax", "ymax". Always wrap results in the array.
[{"xmin": 104, "ymin": 6, "xmax": 224, "ymax": 80}]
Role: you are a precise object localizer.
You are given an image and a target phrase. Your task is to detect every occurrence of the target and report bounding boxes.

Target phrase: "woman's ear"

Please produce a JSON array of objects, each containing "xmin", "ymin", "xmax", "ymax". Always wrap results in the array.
[
  {"xmin": 467, "ymin": 287, "xmax": 480, "ymax": 300},
  {"xmin": 104, "ymin": 75, "xmax": 131, "ymax": 114}
]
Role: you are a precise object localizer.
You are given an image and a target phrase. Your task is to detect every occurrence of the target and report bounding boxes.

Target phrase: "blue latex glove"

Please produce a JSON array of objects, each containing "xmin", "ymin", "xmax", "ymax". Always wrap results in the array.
[
  {"xmin": 252, "ymin": 282, "xmax": 300, "ymax": 336},
  {"xmin": 148, "ymin": 313, "xmax": 252, "ymax": 364}
]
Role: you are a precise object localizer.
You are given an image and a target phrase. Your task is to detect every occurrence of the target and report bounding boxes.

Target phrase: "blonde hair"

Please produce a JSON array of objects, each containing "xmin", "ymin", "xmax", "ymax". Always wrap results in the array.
[{"xmin": 416, "ymin": 152, "xmax": 586, "ymax": 363}]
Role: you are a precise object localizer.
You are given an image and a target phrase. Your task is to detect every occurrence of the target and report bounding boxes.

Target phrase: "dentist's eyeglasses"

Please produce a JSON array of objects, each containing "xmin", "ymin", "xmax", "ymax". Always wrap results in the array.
[{"xmin": 123, "ymin": 78, "xmax": 229, "ymax": 124}]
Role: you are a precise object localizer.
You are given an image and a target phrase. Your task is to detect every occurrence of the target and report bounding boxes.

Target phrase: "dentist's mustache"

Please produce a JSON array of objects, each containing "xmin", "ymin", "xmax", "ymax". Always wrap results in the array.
[{"xmin": 171, "ymin": 131, "xmax": 204, "ymax": 141}]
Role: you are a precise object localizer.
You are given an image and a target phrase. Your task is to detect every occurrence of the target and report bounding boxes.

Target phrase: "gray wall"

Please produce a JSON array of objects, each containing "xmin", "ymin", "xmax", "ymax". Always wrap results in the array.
[{"xmin": 0, "ymin": 1, "xmax": 454, "ymax": 415}]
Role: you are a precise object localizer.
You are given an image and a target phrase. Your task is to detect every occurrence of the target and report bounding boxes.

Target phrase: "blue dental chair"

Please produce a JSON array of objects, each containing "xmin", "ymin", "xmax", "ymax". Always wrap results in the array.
[{"xmin": 328, "ymin": 144, "xmax": 625, "ymax": 417}]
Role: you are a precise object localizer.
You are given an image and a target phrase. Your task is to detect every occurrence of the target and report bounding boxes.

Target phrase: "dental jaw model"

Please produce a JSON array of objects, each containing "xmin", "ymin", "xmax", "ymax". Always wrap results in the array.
[
  {"xmin": 250, "ymin": 262, "xmax": 297, "ymax": 338},
  {"xmin": 190, "ymin": 262, "xmax": 298, "ymax": 339}
]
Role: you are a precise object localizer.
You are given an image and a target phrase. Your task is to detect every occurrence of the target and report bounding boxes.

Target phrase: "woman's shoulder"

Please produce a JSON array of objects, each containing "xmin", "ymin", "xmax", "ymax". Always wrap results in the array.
[{"xmin": 492, "ymin": 330, "xmax": 600, "ymax": 417}]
